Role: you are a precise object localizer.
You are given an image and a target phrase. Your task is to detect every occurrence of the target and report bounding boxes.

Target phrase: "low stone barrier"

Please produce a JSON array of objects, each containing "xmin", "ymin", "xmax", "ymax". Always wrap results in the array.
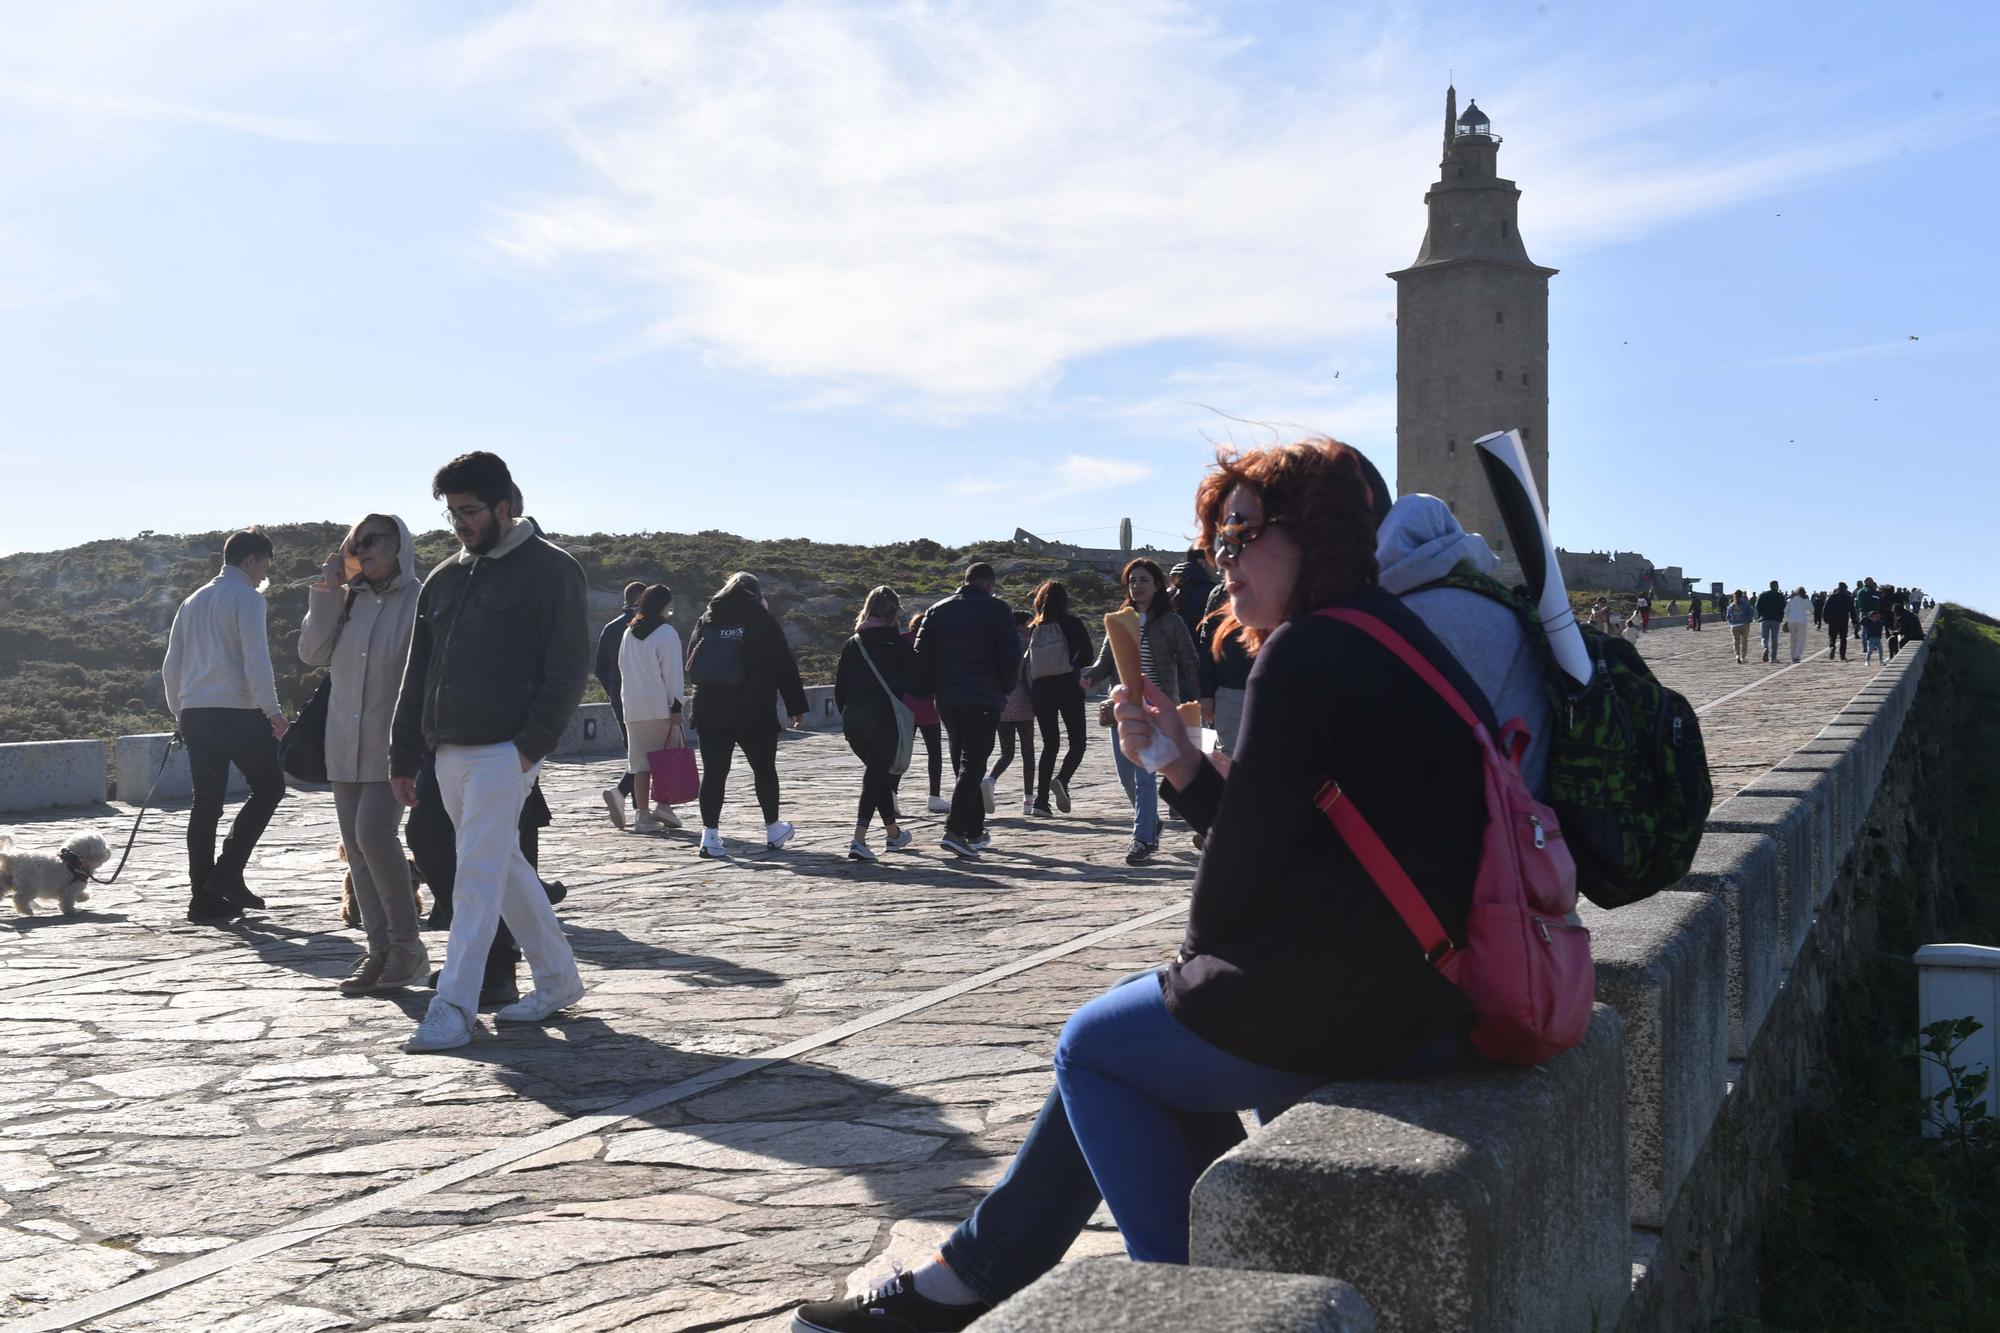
[
  {"xmin": 1671, "ymin": 832, "xmax": 1783, "ymax": 1060},
  {"xmin": 1190, "ymin": 1006, "xmax": 1629, "ymax": 1332},
  {"xmin": 112, "ymin": 733, "xmax": 246, "ymax": 805},
  {"xmin": 0, "ymin": 740, "xmax": 108, "ymax": 813},
  {"xmin": 1704, "ymin": 793, "xmax": 1817, "ymax": 964},
  {"xmin": 967, "ymin": 1257, "xmax": 1377, "ymax": 1333}
]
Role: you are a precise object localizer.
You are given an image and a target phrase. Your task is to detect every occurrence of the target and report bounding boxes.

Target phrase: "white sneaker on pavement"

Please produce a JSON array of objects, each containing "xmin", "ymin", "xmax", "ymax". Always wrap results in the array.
[
  {"xmin": 652, "ymin": 803, "xmax": 684, "ymax": 829},
  {"xmin": 980, "ymin": 776, "xmax": 996, "ymax": 814},
  {"xmin": 496, "ymin": 972, "xmax": 585, "ymax": 1023},
  {"xmin": 848, "ymin": 839, "xmax": 878, "ymax": 862},
  {"xmin": 699, "ymin": 828, "xmax": 725, "ymax": 859},
  {"xmin": 1022, "ymin": 797, "xmax": 1035, "ymax": 816},
  {"xmin": 885, "ymin": 828, "xmax": 913, "ymax": 852},
  {"xmin": 601, "ymin": 786, "xmax": 627, "ymax": 830},
  {"xmin": 767, "ymin": 821, "xmax": 796, "ymax": 849},
  {"xmin": 404, "ymin": 997, "xmax": 476, "ymax": 1052},
  {"xmin": 927, "ymin": 795, "xmax": 951, "ymax": 814},
  {"xmin": 634, "ymin": 812, "xmax": 666, "ymax": 833}
]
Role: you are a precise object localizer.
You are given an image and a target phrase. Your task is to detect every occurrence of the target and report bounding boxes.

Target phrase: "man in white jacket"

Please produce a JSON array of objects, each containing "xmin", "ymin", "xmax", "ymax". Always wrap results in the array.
[{"xmin": 161, "ymin": 529, "xmax": 291, "ymax": 924}]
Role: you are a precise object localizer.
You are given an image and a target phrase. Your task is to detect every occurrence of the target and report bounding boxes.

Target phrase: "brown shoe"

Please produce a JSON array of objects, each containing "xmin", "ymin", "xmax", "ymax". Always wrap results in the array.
[{"xmin": 338, "ymin": 956, "xmax": 387, "ymax": 996}]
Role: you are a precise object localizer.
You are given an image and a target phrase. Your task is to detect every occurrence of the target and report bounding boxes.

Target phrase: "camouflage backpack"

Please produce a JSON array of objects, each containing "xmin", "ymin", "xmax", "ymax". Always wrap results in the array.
[{"xmin": 1417, "ymin": 570, "xmax": 1712, "ymax": 908}]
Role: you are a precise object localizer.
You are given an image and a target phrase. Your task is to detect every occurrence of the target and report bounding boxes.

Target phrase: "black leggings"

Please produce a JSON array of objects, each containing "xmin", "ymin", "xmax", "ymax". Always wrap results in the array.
[
  {"xmin": 858, "ymin": 766, "xmax": 901, "ymax": 831},
  {"xmin": 698, "ymin": 725, "xmax": 781, "ymax": 828},
  {"xmin": 919, "ymin": 722, "xmax": 944, "ymax": 797},
  {"xmin": 1034, "ymin": 697, "xmax": 1088, "ymax": 805},
  {"xmin": 989, "ymin": 720, "xmax": 1035, "ymax": 795}
]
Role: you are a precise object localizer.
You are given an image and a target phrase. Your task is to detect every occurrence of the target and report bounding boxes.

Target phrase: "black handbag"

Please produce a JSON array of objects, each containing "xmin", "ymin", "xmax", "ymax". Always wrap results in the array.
[
  {"xmin": 280, "ymin": 675, "xmax": 333, "ymax": 784},
  {"xmin": 281, "ymin": 588, "xmax": 352, "ymax": 785}
]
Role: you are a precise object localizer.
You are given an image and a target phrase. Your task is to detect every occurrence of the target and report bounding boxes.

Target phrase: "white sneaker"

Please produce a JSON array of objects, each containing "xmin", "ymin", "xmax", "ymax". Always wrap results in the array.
[
  {"xmin": 980, "ymin": 777, "xmax": 996, "ymax": 813},
  {"xmin": 848, "ymin": 839, "xmax": 878, "ymax": 862},
  {"xmin": 404, "ymin": 998, "xmax": 476, "ymax": 1052},
  {"xmin": 1052, "ymin": 778, "xmax": 1071, "ymax": 813},
  {"xmin": 652, "ymin": 804, "xmax": 684, "ymax": 829},
  {"xmin": 634, "ymin": 812, "xmax": 666, "ymax": 834},
  {"xmin": 699, "ymin": 829, "xmax": 724, "ymax": 859},
  {"xmin": 496, "ymin": 972, "xmax": 585, "ymax": 1023},
  {"xmin": 927, "ymin": 796, "xmax": 951, "ymax": 814},
  {"xmin": 601, "ymin": 786, "xmax": 627, "ymax": 830},
  {"xmin": 766, "ymin": 821, "xmax": 796, "ymax": 850},
  {"xmin": 885, "ymin": 828, "xmax": 913, "ymax": 852},
  {"xmin": 1022, "ymin": 797, "xmax": 1035, "ymax": 816}
]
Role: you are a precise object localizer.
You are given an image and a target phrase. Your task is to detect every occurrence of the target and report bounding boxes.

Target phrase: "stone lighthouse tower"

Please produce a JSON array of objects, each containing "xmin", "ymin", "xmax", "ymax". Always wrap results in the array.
[{"xmin": 1389, "ymin": 87, "xmax": 1556, "ymax": 569}]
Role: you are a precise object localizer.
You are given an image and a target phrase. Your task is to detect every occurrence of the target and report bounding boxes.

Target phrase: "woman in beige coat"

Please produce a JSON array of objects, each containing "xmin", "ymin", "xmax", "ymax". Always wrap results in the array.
[{"xmin": 300, "ymin": 514, "xmax": 427, "ymax": 995}]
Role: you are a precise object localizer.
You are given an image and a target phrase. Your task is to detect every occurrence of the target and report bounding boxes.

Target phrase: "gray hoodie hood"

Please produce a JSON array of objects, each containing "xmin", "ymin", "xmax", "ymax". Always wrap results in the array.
[{"xmin": 1375, "ymin": 495, "xmax": 1498, "ymax": 595}]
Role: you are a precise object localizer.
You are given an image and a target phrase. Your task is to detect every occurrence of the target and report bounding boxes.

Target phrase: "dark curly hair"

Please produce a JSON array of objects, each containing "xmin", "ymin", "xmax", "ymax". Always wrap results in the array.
[{"xmin": 1194, "ymin": 437, "xmax": 1380, "ymax": 657}]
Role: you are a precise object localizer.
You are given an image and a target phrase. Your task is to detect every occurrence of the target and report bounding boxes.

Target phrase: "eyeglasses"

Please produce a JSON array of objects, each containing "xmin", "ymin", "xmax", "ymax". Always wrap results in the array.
[
  {"xmin": 1211, "ymin": 512, "xmax": 1287, "ymax": 563},
  {"xmin": 351, "ymin": 532, "xmax": 397, "ymax": 553},
  {"xmin": 443, "ymin": 503, "xmax": 490, "ymax": 524}
]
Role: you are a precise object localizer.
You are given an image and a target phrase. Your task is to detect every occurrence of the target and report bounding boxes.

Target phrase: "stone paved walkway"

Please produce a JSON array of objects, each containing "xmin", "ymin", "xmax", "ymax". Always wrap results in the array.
[{"xmin": 0, "ymin": 621, "xmax": 1886, "ymax": 1331}]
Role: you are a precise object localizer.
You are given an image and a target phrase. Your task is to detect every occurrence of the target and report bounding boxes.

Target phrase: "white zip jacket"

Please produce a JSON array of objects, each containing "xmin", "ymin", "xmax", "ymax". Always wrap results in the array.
[{"xmin": 618, "ymin": 621, "xmax": 686, "ymax": 723}]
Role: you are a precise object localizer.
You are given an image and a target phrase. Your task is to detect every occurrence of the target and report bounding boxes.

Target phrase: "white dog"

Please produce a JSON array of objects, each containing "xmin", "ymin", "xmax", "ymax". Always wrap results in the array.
[{"xmin": 0, "ymin": 833, "xmax": 111, "ymax": 917}]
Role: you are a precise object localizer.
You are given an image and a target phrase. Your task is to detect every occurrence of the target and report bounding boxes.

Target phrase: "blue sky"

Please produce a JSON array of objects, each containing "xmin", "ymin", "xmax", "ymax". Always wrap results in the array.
[{"xmin": 2, "ymin": 2, "xmax": 1995, "ymax": 608}]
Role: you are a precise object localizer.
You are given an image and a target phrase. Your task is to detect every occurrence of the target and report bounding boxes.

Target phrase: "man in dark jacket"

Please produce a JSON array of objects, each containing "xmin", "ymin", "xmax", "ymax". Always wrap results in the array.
[
  {"xmin": 1754, "ymin": 580, "xmax": 1786, "ymax": 663},
  {"xmin": 596, "ymin": 580, "xmax": 645, "ymax": 826},
  {"xmin": 1169, "ymin": 548, "xmax": 1214, "ymax": 644},
  {"xmin": 391, "ymin": 451, "xmax": 591, "ymax": 1053},
  {"xmin": 1822, "ymin": 582, "xmax": 1854, "ymax": 661},
  {"xmin": 914, "ymin": 562, "xmax": 1017, "ymax": 858}
]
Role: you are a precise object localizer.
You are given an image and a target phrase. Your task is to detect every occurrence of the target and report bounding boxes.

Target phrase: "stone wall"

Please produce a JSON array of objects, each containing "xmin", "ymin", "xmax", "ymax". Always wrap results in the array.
[
  {"xmin": 981, "ymin": 614, "xmax": 1942, "ymax": 1332},
  {"xmin": 0, "ymin": 740, "xmax": 107, "ymax": 812}
]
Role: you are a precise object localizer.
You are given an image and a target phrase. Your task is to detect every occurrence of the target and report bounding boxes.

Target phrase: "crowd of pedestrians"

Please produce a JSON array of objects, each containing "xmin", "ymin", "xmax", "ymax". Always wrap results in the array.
[{"xmin": 1699, "ymin": 576, "xmax": 1927, "ymax": 666}]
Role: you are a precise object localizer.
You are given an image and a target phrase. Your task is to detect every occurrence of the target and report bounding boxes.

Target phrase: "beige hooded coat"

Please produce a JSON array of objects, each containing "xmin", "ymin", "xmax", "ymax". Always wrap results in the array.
[{"xmin": 299, "ymin": 515, "xmax": 421, "ymax": 784}]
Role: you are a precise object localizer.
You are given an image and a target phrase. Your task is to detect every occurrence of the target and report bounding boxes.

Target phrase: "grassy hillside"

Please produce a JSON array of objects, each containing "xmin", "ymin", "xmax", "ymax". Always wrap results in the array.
[{"xmin": 0, "ymin": 524, "xmax": 1144, "ymax": 745}]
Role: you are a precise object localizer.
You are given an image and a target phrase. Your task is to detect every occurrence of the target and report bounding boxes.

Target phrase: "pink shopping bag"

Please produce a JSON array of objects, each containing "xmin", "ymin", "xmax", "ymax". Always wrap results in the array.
[{"xmin": 646, "ymin": 716, "xmax": 701, "ymax": 805}]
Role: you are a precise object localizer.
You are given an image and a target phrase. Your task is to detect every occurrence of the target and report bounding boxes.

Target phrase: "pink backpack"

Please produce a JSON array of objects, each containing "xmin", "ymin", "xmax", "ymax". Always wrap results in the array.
[{"xmin": 1313, "ymin": 607, "xmax": 1593, "ymax": 1065}]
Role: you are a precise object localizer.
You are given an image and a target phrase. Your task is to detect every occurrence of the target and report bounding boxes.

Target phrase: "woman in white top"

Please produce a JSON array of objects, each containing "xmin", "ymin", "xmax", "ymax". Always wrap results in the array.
[
  {"xmin": 618, "ymin": 584, "xmax": 687, "ymax": 833},
  {"xmin": 1784, "ymin": 585, "xmax": 1812, "ymax": 663}
]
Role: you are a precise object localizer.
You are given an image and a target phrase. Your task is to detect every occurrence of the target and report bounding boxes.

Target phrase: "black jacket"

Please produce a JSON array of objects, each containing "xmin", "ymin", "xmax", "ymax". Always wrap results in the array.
[
  {"xmin": 1173, "ymin": 569, "xmax": 1215, "ymax": 642},
  {"xmin": 1197, "ymin": 582, "xmax": 1250, "ymax": 696},
  {"xmin": 685, "ymin": 588, "xmax": 808, "ymax": 737},
  {"xmin": 390, "ymin": 525, "xmax": 591, "ymax": 777},
  {"xmin": 914, "ymin": 584, "xmax": 1019, "ymax": 711},
  {"xmin": 1160, "ymin": 587, "xmax": 1484, "ymax": 1076},
  {"xmin": 594, "ymin": 609, "xmax": 632, "ymax": 710},
  {"xmin": 836, "ymin": 625, "xmax": 915, "ymax": 768},
  {"xmin": 1822, "ymin": 589, "xmax": 1854, "ymax": 628}
]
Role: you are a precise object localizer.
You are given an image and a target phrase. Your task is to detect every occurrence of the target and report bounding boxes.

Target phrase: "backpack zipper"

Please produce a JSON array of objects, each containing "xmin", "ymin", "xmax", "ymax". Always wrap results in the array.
[{"xmin": 1530, "ymin": 813, "xmax": 1546, "ymax": 850}]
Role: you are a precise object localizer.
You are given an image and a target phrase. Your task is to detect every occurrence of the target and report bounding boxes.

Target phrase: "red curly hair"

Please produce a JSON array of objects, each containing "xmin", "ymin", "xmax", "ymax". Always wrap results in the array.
[{"xmin": 1195, "ymin": 437, "xmax": 1381, "ymax": 657}]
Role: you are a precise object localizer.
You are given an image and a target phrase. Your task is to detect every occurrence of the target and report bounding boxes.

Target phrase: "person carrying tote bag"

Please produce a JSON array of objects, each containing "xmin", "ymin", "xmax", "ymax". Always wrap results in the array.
[
  {"xmin": 618, "ymin": 583, "xmax": 688, "ymax": 834},
  {"xmin": 834, "ymin": 587, "xmax": 917, "ymax": 862},
  {"xmin": 646, "ymin": 712, "xmax": 700, "ymax": 808}
]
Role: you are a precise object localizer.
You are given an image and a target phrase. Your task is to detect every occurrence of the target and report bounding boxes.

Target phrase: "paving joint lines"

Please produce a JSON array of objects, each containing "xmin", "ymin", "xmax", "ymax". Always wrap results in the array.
[{"xmin": 5, "ymin": 898, "xmax": 1190, "ymax": 1333}]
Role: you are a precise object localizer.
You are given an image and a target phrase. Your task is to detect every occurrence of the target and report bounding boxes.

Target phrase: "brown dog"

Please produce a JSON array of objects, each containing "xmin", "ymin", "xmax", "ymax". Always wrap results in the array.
[{"xmin": 337, "ymin": 842, "xmax": 425, "ymax": 928}]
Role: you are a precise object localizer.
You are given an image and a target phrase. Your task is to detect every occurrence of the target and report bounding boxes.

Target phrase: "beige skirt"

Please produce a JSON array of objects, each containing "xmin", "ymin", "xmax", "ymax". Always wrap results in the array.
[{"xmin": 627, "ymin": 717, "xmax": 678, "ymax": 773}]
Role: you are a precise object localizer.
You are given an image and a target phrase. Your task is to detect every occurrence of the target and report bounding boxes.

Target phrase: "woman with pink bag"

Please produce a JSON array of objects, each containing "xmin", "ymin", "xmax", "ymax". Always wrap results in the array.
[{"xmin": 617, "ymin": 584, "xmax": 687, "ymax": 834}]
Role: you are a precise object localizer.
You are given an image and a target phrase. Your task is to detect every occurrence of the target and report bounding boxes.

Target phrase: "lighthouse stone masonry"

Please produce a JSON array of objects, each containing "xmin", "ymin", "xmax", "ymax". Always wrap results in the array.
[{"xmin": 1390, "ymin": 87, "xmax": 1555, "ymax": 580}]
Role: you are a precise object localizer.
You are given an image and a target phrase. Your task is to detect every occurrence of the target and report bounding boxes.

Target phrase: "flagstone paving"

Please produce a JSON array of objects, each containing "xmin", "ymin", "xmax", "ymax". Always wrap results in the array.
[{"xmin": 0, "ymin": 620, "xmax": 1889, "ymax": 1330}]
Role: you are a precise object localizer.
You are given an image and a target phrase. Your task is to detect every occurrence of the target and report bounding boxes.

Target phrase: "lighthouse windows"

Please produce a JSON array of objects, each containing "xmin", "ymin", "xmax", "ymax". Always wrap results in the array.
[
  {"xmin": 1521, "ymin": 372, "xmax": 1529, "ymax": 386},
  {"xmin": 1495, "ymin": 367, "xmax": 1504, "ymax": 382},
  {"xmin": 1495, "ymin": 310, "xmax": 1504, "ymax": 325}
]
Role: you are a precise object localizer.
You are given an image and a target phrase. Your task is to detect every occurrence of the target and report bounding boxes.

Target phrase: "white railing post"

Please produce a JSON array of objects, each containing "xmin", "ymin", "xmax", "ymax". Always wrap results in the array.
[{"xmin": 1914, "ymin": 943, "xmax": 2000, "ymax": 1136}]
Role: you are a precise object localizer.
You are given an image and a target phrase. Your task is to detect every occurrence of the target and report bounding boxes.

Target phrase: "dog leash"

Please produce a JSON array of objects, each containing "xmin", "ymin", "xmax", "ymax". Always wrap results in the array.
[{"xmin": 70, "ymin": 733, "xmax": 184, "ymax": 887}]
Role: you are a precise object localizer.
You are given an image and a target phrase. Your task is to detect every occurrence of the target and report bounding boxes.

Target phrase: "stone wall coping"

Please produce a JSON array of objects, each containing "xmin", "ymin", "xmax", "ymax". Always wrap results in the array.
[{"xmin": 969, "ymin": 1258, "xmax": 1377, "ymax": 1333}]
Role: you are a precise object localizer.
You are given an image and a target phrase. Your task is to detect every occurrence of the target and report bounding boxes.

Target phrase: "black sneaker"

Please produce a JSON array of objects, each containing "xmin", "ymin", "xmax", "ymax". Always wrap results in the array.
[
  {"xmin": 1051, "ymin": 778, "xmax": 1071, "ymax": 814},
  {"xmin": 792, "ymin": 1270, "xmax": 988, "ymax": 1333},
  {"xmin": 208, "ymin": 869, "xmax": 266, "ymax": 910},
  {"xmin": 938, "ymin": 833, "xmax": 980, "ymax": 861},
  {"xmin": 1031, "ymin": 803, "xmax": 1054, "ymax": 817},
  {"xmin": 1124, "ymin": 839, "xmax": 1157, "ymax": 865},
  {"xmin": 186, "ymin": 894, "xmax": 244, "ymax": 926}
]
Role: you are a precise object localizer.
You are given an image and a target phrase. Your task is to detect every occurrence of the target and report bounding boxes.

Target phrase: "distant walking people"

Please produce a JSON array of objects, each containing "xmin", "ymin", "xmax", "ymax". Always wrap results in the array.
[
  {"xmin": 1168, "ymin": 546, "xmax": 1214, "ymax": 644},
  {"xmin": 1637, "ymin": 590, "xmax": 1651, "ymax": 632},
  {"xmin": 596, "ymin": 580, "xmax": 645, "ymax": 828},
  {"xmin": 390, "ymin": 452, "xmax": 590, "ymax": 1053},
  {"xmin": 914, "ymin": 562, "xmax": 1020, "ymax": 860},
  {"xmin": 1862, "ymin": 609, "xmax": 1886, "ymax": 664},
  {"xmin": 1755, "ymin": 581, "xmax": 1786, "ymax": 663},
  {"xmin": 1726, "ymin": 589, "xmax": 1754, "ymax": 664},
  {"xmin": 1023, "ymin": 580, "xmax": 1094, "ymax": 818},
  {"xmin": 902, "ymin": 612, "xmax": 948, "ymax": 814},
  {"xmin": 1687, "ymin": 591, "xmax": 1704, "ymax": 631},
  {"xmin": 300, "ymin": 515, "xmax": 426, "ymax": 993},
  {"xmin": 618, "ymin": 584, "xmax": 686, "ymax": 834},
  {"xmin": 1082, "ymin": 558, "xmax": 1198, "ymax": 865},
  {"xmin": 1811, "ymin": 590, "xmax": 1826, "ymax": 629},
  {"xmin": 1893, "ymin": 600, "xmax": 1925, "ymax": 658},
  {"xmin": 988, "ymin": 611, "xmax": 1037, "ymax": 817},
  {"xmin": 162, "ymin": 529, "xmax": 289, "ymax": 925},
  {"xmin": 1784, "ymin": 586, "xmax": 1811, "ymax": 664},
  {"xmin": 1822, "ymin": 582, "xmax": 1854, "ymax": 661},
  {"xmin": 685, "ymin": 572, "xmax": 809, "ymax": 858},
  {"xmin": 836, "ymin": 587, "xmax": 917, "ymax": 863}
]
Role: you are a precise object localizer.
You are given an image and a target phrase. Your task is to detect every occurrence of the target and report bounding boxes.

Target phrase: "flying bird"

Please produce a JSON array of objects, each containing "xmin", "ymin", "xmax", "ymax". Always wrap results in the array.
[{"xmin": 1908, "ymin": 335, "xmax": 1920, "ymax": 341}]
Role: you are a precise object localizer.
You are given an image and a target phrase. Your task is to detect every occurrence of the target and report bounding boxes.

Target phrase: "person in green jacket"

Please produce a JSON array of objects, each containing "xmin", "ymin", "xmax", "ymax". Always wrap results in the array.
[{"xmin": 1754, "ymin": 581, "xmax": 1787, "ymax": 663}]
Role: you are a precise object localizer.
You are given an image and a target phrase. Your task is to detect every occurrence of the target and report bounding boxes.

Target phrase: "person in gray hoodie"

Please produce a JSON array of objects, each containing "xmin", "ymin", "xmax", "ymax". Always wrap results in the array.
[
  {"xmin": 300, "ymin": 513, "xmax": 428, "ymax": 996},
  {"xmin": 1372, "ymin": 494, "xmax": 1551, "ymax": 800}
]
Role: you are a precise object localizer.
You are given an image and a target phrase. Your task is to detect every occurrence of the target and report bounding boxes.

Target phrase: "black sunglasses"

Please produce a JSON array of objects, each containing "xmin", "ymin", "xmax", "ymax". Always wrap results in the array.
[{"xmin": 1212, "ymin": 512, "xmax": 1287, "ymax": 563}]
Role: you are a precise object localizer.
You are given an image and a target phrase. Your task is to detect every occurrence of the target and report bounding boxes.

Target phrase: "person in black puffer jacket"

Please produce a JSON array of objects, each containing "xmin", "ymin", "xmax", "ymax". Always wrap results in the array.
[
  {"xmin": 913, "ymin": 562, "xmax": 1018, "ymax": 857},
  {"xmin": 685, "ymin": 572, "xmax": 808, "ymax": 857},
  {"xmin": 834, "ymin": 586, "xmax": 917, "ymax": 862}
]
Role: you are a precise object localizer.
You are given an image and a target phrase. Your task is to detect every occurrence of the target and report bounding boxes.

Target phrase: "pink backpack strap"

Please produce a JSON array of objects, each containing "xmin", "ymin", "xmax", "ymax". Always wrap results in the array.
[
  {"xmin": 1314, "ymin": 607, "xmax": 1482, "ymax": 734},
  {"xmin": 1314, "ymin": 779, "xmax": 1456, "ymax": 965}
]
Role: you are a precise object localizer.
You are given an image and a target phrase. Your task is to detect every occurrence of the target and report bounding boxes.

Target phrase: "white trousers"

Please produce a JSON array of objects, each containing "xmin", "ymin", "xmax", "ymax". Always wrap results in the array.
[
  {"xmin": 1787, "ymin": 619, "xmax": 1808, "ymax": 662},
  {"xmin": 434, "ymin": 742, "xmax": 575, "ymax": 1013}
]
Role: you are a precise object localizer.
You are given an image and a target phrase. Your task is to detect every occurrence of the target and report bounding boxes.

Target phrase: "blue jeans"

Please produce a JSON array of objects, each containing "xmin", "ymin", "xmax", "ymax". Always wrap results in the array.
[
  {"xmin": 1111, "ymin": 742, "xmax": 1160, "ymax": 845},
  {"xmin": 1760, "ymin": 621, "xmax": 1781, "ymax": 660}
]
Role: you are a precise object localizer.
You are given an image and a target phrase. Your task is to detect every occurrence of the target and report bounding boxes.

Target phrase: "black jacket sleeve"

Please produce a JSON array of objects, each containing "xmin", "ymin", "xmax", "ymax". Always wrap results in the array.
[
  {"xmin": 389, "ymin": 576, "xmax": 434, "ymax": 779},
  {"xmin": 990, "ymin": 599, "xmax": 1020, "ymax": 697},
  {"xmin": 834, "ymin": 638, "xmax": 857, "ymax": 713},
  {"xmin": 766, "ymin": 614, "xmax": 809, "ymax": 719},
  {"xmin": 515, "ymin": 550, "xmax": 592, "ymax": 764}
]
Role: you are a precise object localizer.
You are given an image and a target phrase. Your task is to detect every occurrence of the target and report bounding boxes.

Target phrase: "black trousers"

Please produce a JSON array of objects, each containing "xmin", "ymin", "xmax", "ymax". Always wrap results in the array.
[
  {"xmin": 180, "ymin": 707, "xmax": 286, "ymax": 895},
  {"xmin": 1034, "ymin": 696, "xmax": 1088, "ymax": 805},
  {"xmin": 918, "ymin": 722, "xmax": 944, "ymax": 797},
  {"xmin": 610, "ymin": 697, "xmax": 634, "ymax": 798},
  {"xmin": 405, "ymin": 754, "xmax": 537, "ymax": 985},
  {"xmin": 698, "ymin": 725, "xmax": 781, "ymax": 828},
  {"xmin": 1828, "ymin": 622, "xmax": 1848, "ymax": 660},
  {"xmin": 938, "ymin": 705, "xmax": 999, "ymax": 839},
  {"xmin": 989, "ymin": 720, "xmax": 1035, "ymax": 796},
  {"xmin": 858, "ymin": 766, "xmax": 901, "ymax": 831}
]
